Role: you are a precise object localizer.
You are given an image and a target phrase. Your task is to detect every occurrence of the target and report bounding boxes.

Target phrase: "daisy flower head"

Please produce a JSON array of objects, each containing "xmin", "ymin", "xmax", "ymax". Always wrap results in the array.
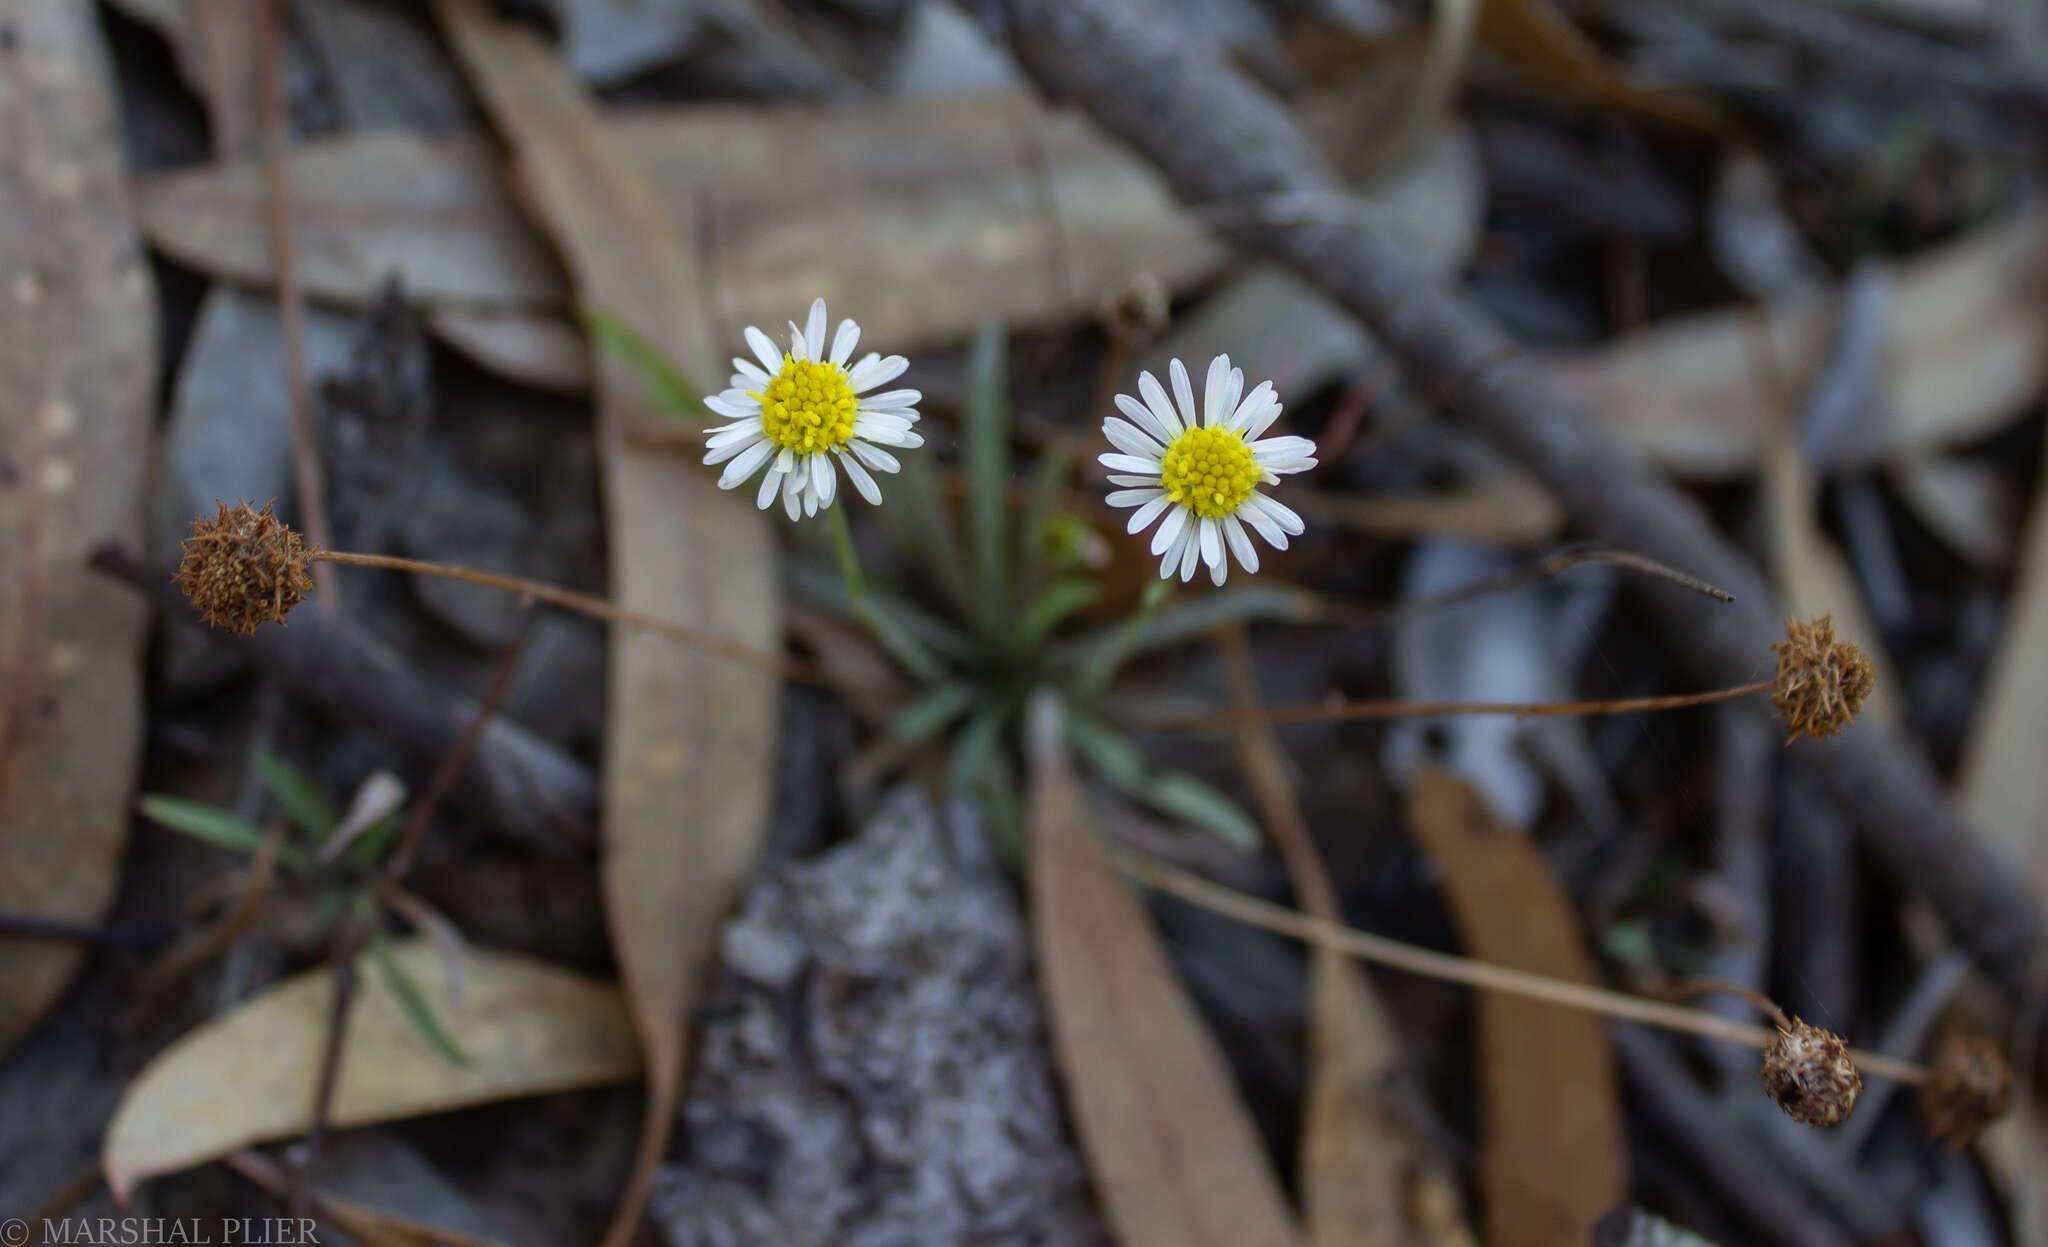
[
  {"xmin": 702, "ymin": 298, "xmax": 924, "ymax": 520},
  {"xmin": 1101, "ymin": 355, "xmax": 1316, "ymax": 585}
]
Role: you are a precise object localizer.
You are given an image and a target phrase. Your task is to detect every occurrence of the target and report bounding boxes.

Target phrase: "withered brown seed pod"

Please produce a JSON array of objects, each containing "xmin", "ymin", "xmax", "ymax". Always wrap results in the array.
[
  {"xmin": 173, "ymin": 500, "xmax": 315, "ymax": 635},
  {"xmin": 1921, "ymin": 1030, "xmax": 2012, "ymax": 1149},
  {"xmin": 1759, "ymin": 1017, "xmax": 1862, "ymax": 1127},
  {"xmin": 1770, "ymin": 614, "xmax": 1876, "ymax": 743}
]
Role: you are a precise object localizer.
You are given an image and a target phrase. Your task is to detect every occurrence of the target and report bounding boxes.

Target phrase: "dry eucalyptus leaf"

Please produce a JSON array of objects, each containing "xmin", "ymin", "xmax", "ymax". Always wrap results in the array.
[
  {"xmin": 103, "ymin": 941, "xmax": 641, "ymax": 1201},
  {"xmin": 1025, "ymin": 695, "xmax": 1304, "ymax": 1247},
  {"xmin": 1554, "ymin": 210, "xmax": 2048, "ymax": 478},
  {"xmin": 0, "ymin": 0, "xmax": 157, "ymax": 1064},
  {"xmin": 432, "ymin": 6, "xmax": 781, "ymax": 1247},
  {"xmin": 1475, "ymin": 0, "xmax": 1732, "ymax": 135},
  {"xmin": 1403, "ymin": 769, "xmax": 1626, "ymax": 1247}
]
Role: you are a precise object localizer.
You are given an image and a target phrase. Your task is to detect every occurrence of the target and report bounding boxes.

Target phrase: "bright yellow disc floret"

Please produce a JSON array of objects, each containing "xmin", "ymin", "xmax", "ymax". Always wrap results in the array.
[
  {"xmin": 1159, "ymin": 425, "xmax": 1259, "ymax": 519},
  {"xmin": 755, "ymin": 355, "xmax": 858, "ymax": 454}
]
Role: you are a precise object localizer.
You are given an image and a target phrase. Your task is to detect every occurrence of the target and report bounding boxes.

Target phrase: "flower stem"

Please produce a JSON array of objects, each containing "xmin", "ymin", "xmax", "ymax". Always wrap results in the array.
[
  {"xmin": 311, "ymin": 550, "xmax": 819, "ymax": 683},
  {"xmin": 825, "ymin": 505, "xmax": 947, "ymax": 681},
  {"xmin": 1111, "ymin": 846, "xmax": 1931, "ymax": 1087},
  {"xmin": 1125, "ymin": 679, "xmax": 1775, "ymax": 732}
]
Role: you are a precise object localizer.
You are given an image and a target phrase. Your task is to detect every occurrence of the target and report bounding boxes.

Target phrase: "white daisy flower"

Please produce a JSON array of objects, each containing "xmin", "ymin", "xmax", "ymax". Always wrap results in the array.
[
  {"xmin": 702, "ymin": 297, "xmax": 924, "ymax": 520},
  {"xmin": 1099, "ymin": 355, "xmax": 1316, "ymax": 586}
]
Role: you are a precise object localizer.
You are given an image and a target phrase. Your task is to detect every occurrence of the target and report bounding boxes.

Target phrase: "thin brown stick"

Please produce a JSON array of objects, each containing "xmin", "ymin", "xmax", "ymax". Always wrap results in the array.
[
  {"xmin": 133, "ymin": 826, "xmax": 286, "ymax": 1019},
  {"xmin": 292, "ymin": 628, "xmax": 529, "ymax": 1217},
  {"xmin": 1113, "ymin": 846, "xmax": 1931, "ymax": 1086},
  {"xmin": 1125, "ymin": 679, "xmax": 1774, "ymax": 733},
  {"xmin": 258, "ymin": 0, "xmax": 336, "ymax": 606},
  {"xmin": 311, "ymin": 550, "xmax": 825, "ymax": 685}
]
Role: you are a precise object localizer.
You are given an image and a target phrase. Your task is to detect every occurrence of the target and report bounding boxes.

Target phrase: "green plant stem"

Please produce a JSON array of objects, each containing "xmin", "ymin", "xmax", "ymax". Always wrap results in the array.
[{"xmin": 827, "ymin": 505, "xmax": 947, "ymax": 680}]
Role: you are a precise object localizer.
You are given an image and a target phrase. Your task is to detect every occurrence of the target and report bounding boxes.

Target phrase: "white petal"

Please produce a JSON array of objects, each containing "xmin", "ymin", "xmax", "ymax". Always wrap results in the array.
[
  {"xmin": 1223, "ymin": 515, "xmax": 1259, "ymax": 574},
  {"xmin": 1158, "ymin": 522, "xmax": 1194, "ymax": 580},
  {"xmin": 1222, "ymin": 367, "xmax": 1244, "ymax": 427},
  {"xmin": 855, "ymin": 411, "xmax": 917, "ymax": 431},
  {"xmin": 1209, "ymin": 554, "xmax": 1228, "ymax": 586},
  {"xmin": 1243, "ymin": 397, "xmax": 1285, "ymax": 440},
  {"xmin": 1246, "ymin": 490, "xmax": 1305, "ymax": 536},
  {"xmin": 1252, "ymin": 435, "xmax": 1318, "ymax": 462},
  {"xmin": 804, "ymin": 299, "xmax": 827, "ymax": 361},
  {"xmin": 1199, "ymin": 517, "xmax": 1224, "ymax": 576},
  {"xmin": 1106, "ymin": 487, "xmax": 1165, "ymax": 507},
  {"xmin": 1114, "ymin": 391, "xmax": 1173, "ymax": 444},
  {"xmin": 706, "ymin": 425, "xmax": 764, "ymax": 451},
  {"xmin": 1203, "ymin": 355, "xmax": 1231, "ymax": 428},
  {"xmin": 787, "ymin": 322, "xmax": 808, "ymax": 360},
  {"xmin": 809, "ymin": 453, "xmax": 835, "ymax": 509},
  {"xmin": 1226, "ymin": 381, "xmax": 1276, "ymax": 432},
  {"xmin": 704, "ymin": 430, "xmax": 766, "ymax": 466},
  {"xmin": 1101, "ymin": 452, "xmax": 1162, "ymax": 475},
  {"xmin": 857, "ymin": 424, "xmax": 924, "ymax": 448},
  {"xmin": 861, "ymin": 388, "xmax": 921, "ymax": 410},
  {"xmin": 704, "ymin": 393, "xmax": 756, "ymax": 421},
  {"xmin": 1126, "ymin": 493, "xmax": 1173, "ymax": 534},
  {"xmin": 732, "ymin": 357, "xmax": 771, "ymax": 389},
  {"xmin": 1238, "ymin": 501, "xmax": 1288, "ymax": 550},
  {"xmin": 848, "ymin": 441, "xmax": 900, "ymax": 473},
  {"xmin": 1150, "ymin": 505, "xmax": 1189, "ymax": 558},
  {"xmin": 1169, "ymin": 358, "xmax": 1199, "ymax": 429},
  {"xmin": 776, "ymin": 448, "xmax": 796, "ymax": 476},
  {"xmin": 1106, "ymin": 473, "xmax": 1158, "ymax": 487},
  {"xmin": 756, "ymin": 467, "xmax": 784, "ymax": 510},
  {"xmin": 847, "ymin": 353, "xmax": 908, "ymax": 392},
  {"xmin": 783, "ymin": 469, "xmax": 804, "ymax": 521},
  {"xmin": 1178, "ymin": 529, "xmax": 1201, "ymax": 581},
  {"xmin": 830, "ymin": 317, "xmax": 859, "ymax": 367},
  {"xmin": 745, "ymin": 326, "xmax": 783, "ymax": 376},
  {"xmin": 718, "ymin": 437, "xmax": 777, "ymax": 488},
  {"xmin": 1103, "ymin": 417, "xmax": 1164, "ymax": 457},
  {"xmin": 1137, "ymin": 370, "xmax": 1184, "ymax": 437},
  {"xmin": 840, "ymin": 451, "xmax": 883, "ymax": 504}
]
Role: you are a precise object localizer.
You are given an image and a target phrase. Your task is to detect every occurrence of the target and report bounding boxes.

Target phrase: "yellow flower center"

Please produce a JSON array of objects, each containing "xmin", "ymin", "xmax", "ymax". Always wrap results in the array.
[
  {"xmin": 1159, "ymin": 425, "xmax": 1259, "ymax": 519},
  {"xmin": 755, "ymin": 355, "xmax": 858, "ymax": 454}
]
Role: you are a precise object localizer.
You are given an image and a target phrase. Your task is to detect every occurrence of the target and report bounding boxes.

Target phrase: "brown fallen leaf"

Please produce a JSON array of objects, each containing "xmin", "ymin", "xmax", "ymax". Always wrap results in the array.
[
  {"xmin": 1958, "ymin": 422, "xmax": 2048, "ymax": 1247},
  {"xmin": 1216, "ymin": 626, "xmax": 1442, "ymax": 1247},
  {"xmin": 1402, "ymin": 769, "xmax": 1626, "ymax": 1247},
  {"xmin": 103, "ymin": 940, "xmax": 641, "ymax": 1201},
  {"xmin": 431, "ymin": 7, "xmax": 782, "ymax": 1247},
  {"xmin": 1475, "ymin": 0, "xmax": 1732, "ymax": 135},
  {"xmin": 1553, "ymin": 209, "xmax": 2048, "ymax": 478},
  {"xmin": 105, "ymin": 0, "xmax": 264, "ymax": 155},
  {"xmin": 428, "ymin": 305, "xmax": 592, "ymax": 394},
  {"xmin": 1025, "ymin": 693, "xmax": 1303, "ymax": 1247},
  {"xmin": 0, "ymin": 0, "xmax": 157, "ymax": 1063}
]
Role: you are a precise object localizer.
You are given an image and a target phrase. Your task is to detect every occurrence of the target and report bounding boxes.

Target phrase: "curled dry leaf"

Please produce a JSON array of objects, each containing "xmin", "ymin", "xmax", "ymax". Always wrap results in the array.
[
  {"xmin": 103, "ymin": 940, "xmax": 641, "ymax": 1201},
  {"xmin": 1025, "ymin": 694, "xmax": 1303, "ymax": 1247},
  {"xmin": 1403, "ymin": 768, "xmax": 1626, "ymax": 1247},
  {"xmin": 0, "ymin": 0, "xmax": 157, "ymax": 1062},
  {"xmin": 431, "ymin": 5, "xmax": 781, "ymax": 1247}
]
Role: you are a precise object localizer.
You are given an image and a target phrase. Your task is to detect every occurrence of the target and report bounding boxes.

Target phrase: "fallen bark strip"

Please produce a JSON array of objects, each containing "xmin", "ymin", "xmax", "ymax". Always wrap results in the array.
[{"xmin": 991, "ymin": 0, "xmax": 2048, "ymax": 1070}]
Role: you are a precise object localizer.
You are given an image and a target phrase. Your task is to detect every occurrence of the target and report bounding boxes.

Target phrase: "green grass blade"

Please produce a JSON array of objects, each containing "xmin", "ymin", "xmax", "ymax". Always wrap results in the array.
[
  {"xmin": 946, "ymin": 701, "xmax": 1011, "ymax": 797},
  {"xmin": 370, "ymin": 933, "xmax": 471, "ymax": 1068},
  {"xmin": 580, "ymin": 304, "xmax": 703, "ymax": 418},
  {"xmin": 892, "ymin": 680, "xmax": 982, "ymax": 744},
  {"xmin": 963, "ymin": 323, "xmax": 1011, "ymax": 640},
  {"xmin": 137, "ymin": 796, "xmax": 313, "ymax": 870},
  {"xmin": 1016, "ymin": 578, "xmax": 1101, "ymax": 652},
  {"xmin": 253, "ymin": 750, "xmax": 336, "ymax": 838}
]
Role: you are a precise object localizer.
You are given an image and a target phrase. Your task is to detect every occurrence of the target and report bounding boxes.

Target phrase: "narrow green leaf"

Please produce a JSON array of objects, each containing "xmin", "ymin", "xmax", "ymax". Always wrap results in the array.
[
  {"xmin": 1141, "ymin": 771, "xmax": 1262, "ymax": 852},
  {"xmin": 137, "ymin": 797, "xmax": 314, "ymax": 870},
  {"xmin": 344, "ymin": 814, "xmax": 404, "ymax": 873},
  {"xmin": 963, "ymin": 323, "xmax": 1010, "ymax": 640},
  {"xmin": 579, "ymin": 304, "xmax": 703, "ymax": 417},
  {"xmin": 1016, "ymin": 578, "xmax": 1101, "ymax": 652},
  {"xmin": 1060, "ymin": 708, "xmax": 1149, "ymax": 790},
  {"xmin": 891, "ymin": 680, "xmax": 982, "ymax": 745},
  {"xmin": 369, "ymin": 932, "xmax": 471, "ymax": 1068},
  {"xmin": 253, "ymin": 751, "xmax": 336, "ymax": 838},
  {"xmin": 947, "ymin": 701, "xmax": 1011, "ymax": 797}
]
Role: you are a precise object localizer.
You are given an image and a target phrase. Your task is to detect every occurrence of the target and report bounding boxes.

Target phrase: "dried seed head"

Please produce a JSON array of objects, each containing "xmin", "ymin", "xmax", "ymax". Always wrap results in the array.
[
  {"xmin": 174, "ymin": 500, "xmax": 315, "ymax": 634},
  {"xmin": 1921, "ymin": 1030, "xmax": 2012, "ymax": 1149},
  {"xmin": 1771, "ymin": 614, "xmax": 1876, "ymax": 742},
  {"xmin": 1759, "ymin": 1017, "xmax": 1862, "ymax": 1127},
  {"xmin": 1096, "ymin": 271, "xmax": 1170, "ymax": 345}
]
